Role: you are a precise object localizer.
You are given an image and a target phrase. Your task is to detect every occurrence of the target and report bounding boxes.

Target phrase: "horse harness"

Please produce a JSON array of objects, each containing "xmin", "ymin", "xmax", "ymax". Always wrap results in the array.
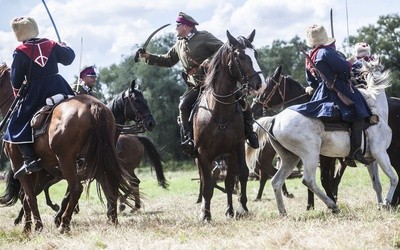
[{"xmin": 254, "ymin": 74, "xmax": 308, "ymax": 113}]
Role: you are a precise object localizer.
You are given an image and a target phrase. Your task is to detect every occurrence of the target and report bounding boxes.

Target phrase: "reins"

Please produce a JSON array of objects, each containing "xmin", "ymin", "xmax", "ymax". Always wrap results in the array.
[{"xmin": 254, "ymin": 75, "xmax": 308, "ymax": 112}]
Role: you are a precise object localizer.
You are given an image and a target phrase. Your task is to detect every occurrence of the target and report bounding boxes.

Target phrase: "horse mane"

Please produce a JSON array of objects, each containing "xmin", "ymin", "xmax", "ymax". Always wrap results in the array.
[
  {"xmin": 205, "ymin": 36, "xmax": 252, "ymax": 88},
  {"xmin": 362, "ymin": 58, "xmax": 391, "ymax": 94}
]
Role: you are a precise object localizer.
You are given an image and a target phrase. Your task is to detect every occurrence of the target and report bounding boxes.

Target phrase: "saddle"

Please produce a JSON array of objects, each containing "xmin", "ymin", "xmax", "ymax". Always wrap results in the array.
[{"xmin": 320, "ymin": 107, "xmax": 377, "ymax": 132}]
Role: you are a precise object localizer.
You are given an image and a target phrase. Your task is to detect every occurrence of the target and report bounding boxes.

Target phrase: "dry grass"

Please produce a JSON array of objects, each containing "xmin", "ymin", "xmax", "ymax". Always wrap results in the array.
[{"xmin": 0, "ymin": 166, "xmax": 400, "ymax": 249}]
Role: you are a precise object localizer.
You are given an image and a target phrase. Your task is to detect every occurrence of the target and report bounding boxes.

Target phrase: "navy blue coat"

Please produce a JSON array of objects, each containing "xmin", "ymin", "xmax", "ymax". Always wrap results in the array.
[
  {"xmin": 4, "ymin": 38, "xmax": 75, "ymax": 143},
  {"xmin": 290, "ymin": 46, "xmax": 371, "ymax": 122}
]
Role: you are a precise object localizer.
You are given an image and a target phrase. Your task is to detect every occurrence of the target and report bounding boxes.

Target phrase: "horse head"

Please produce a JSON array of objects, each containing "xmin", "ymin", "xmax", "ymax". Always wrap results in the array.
[
  {"xmin": 225, "ymin": 29, "xmax": 266, "ymax": 94},
  {"xmin": 251, "ymin": 65, "xmax": 282, "ymax": 118},
  {"xmin": 123, "ymin": 80, "xmax": 156, "ymax": 132},
  {"xmin": 108, "ymin": 80, "xmax": 156, "ymax": 132}
]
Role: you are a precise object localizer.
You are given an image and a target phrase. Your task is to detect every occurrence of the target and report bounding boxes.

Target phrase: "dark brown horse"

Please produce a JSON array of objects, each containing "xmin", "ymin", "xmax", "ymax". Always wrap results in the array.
[
  {"xmin": 193, "ymin": 30, "xmax": 265, "ymax": 221},
  {"xmin": 0, "ymin": 64, "xmax": 138, "ymax": 233},
  {"xmin": 251, "ymin": 65, "xmax": 400, "ymax": 210}
]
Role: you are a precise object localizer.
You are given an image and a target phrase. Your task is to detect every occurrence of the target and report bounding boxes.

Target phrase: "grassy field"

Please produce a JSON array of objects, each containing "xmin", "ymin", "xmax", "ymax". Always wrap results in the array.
[{"xmin": 0, "ymin": 163, "xmax": 400, "ymax": 249}]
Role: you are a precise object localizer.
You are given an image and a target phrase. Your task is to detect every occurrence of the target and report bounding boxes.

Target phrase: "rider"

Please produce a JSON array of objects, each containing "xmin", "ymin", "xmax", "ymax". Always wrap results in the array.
[
  {"xmin": 138, "ymin": 12, "xmax": 259, "ymax": 156},
  {"xmin": 4, "ymin": 17, "xmax": 75, "ymax": 178},
  {"xmin": 347, "ymin": 42, "xmax": 374, "ymax": 85},
  {"xmin": 71, "ymin": 65, "xmax": 98, "ymax": 96},
  {"xmin": 292, "ymin": 24, "xmax": 374, "ymax": 167}
]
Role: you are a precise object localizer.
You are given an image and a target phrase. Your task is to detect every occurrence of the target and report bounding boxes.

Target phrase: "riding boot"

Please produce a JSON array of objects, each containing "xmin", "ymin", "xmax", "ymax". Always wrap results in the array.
[
  {"xmin": 242, "ymin": 104, "xmax": 259, "ymax": 149},
  {"xmin": 344, "ymin": 120, "xmax": 375, "ymax": 167},
  {"xmin": 179, "ymin": 109, "xmax": 196, "ymax": 156},
  {"xmin": 14, "ymin": 143, "xmax": 41, "ymax": 179}
]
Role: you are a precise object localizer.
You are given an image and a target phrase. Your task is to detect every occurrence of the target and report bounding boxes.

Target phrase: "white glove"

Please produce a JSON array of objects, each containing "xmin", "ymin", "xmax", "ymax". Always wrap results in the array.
[{"xmin": 305, "ymin": 86, "xmax": 315, "ymax": 95}]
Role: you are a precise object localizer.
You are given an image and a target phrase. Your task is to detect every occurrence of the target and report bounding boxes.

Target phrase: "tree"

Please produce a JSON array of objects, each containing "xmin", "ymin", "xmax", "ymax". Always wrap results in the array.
[{"xmin": 348, "ymin": 14, "xmax": 400, "ymax": 97}]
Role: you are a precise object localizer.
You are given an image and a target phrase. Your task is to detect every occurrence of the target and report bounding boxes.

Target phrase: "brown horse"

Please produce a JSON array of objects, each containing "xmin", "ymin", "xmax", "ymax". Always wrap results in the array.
[
  {"xmin": 193, "ymin": 30, "xmax": 265, "ymax": 221},
  {"xmin": 0, "ymin": 64, "xmax": 138, "ymax": 233},
  {"xmin": 2, "ymin": 80, "xmax": 163, "ymax": 225}
]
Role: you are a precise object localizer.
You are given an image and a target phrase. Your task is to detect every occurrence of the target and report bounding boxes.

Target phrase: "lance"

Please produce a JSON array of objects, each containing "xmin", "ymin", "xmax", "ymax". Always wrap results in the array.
[{"xmin": 41, "ymin": 0, "xmax": 62, "ymax": 43}]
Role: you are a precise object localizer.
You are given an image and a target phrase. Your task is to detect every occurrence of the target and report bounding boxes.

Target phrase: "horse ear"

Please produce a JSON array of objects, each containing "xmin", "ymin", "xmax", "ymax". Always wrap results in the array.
[
  {"xmin": 227, "ymin": 30, "xmax": 239, "ymax": 47},
  {"xmin": 247, "ymin": 29, "xmax": 256, "ymax": 43},
  {"xmin": 272, "ymin": 65, "xmax": 282, "ymax": 80}
]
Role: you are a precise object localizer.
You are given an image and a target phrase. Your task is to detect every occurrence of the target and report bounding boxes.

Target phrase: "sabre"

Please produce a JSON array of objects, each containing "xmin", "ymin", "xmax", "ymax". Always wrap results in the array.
[
  {"xmin": 41, "ymin": 0, "xmax": 61, "ymax": 43},
  {"xmin": 134, "ymin": 23, "xmax": 171, "ymax": 62}
]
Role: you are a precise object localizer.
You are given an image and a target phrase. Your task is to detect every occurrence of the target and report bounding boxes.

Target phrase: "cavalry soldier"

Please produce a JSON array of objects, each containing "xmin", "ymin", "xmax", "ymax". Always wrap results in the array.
[
  {"xmin": 5, "ymin": 17, "xmax": 75, "ymax": 178},
  {"xmin": 138, "ymin": 12, "xmax": 259, "ymax": 156},
  {"xmin": 348, "ymin": 42, "xmax": 374, "ymax": 86},
  {"xmin": 72, "ymin": 65, "xmax": 97, "ymax": 96},
  {"xmin": 293, "ymin": 24, "xmax": 374, "ymax": 167}
]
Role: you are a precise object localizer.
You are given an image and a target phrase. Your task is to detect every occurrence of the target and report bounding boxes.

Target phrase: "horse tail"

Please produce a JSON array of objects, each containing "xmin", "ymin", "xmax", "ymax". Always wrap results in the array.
[
  {"xmin": 137, "ymin": 135, "xmax": 169, "ymax": 189},
  {"xmin": 245, "ymin": 116, "xmax": 273, "ymax": 169},
  {"xmin": 0, "ymin": 168, "xmax": 21, "ymax": 206},
  {"xmin": 84, "ymin": 104, "xmax": 138, "ymax": 207}
]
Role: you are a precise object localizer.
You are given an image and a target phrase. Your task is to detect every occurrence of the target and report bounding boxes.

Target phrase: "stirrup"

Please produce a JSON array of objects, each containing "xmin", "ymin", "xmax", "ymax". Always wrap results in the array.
[
  {"xmin": 181, "ymin": 139, "xmax": 197, "ymax": 156},
  {"xmin": 343, "ymin": 157, "xmax": 357, "ymax": 168},
  {"xmin": 13, "ymin": 160, "xmax": 41, "ymax": 179}
]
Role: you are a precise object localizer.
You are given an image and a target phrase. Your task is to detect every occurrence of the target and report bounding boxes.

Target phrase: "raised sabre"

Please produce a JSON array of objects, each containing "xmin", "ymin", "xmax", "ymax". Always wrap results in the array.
[
  {"xmin": 41, "ymin": 0, "xmax": 61, "ymax": 43},
  {"xmin": 330, "ymin": 8, "xmax": 335, "ymax": 38},
  {"xmin": 134, "ymin": 23, "xmax": 171, "ymax": 62}
]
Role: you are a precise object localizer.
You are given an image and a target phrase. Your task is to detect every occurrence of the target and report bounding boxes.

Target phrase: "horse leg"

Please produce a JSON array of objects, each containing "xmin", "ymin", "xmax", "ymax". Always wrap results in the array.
[
  {"xmin": 19, "ymin": 177, "xmax": 43, "ymax": 232},
  {"xmin": 255, "ymin": 163, "xmax": 268, "ymax": 201},
  {"xmin": 197, "ymin": 156, "xmax": 214, "ymax": 221},
  {"xmin": 302, "ymin": 156, "xmax": 339, "ymax": 214},
  {"xmin": 366, "ymin": 162, "xmax": 383, "ymax": 208},
  {"xmin": 271, "ymin": 152, "xmax": 300, "ymax": 216},
  {"xmin": 236, "ymin": 144, "xmax": 249, "ymax": 217},
  {"xmin": 44, "ymin": 185, "xmax": 60, "ymax": 212},
  {"xmin": 196, "ymin": 179, "xmax": 203, "ymax": 204},
  {"xmin": 130, "ymin": 172, "xmax": 141, "ymax": 211},
  {"xmin": 59, "ymin": 180, "xmax": 83, "ymax": 233},
  {"xmin": 374, "ymin": 153, "xmax": 398, "ymax": 207},
  {"xmin": 306, "ymin": 189, "xmax": 314, "ymax": 210},
  {"xmin": 224, "ymin": 154, "xmax": 236, "ymax": 218},
  {"xmin": 14, "ymin": 206, "xmax": 24, "ymax": 225},
  {"xmin": 320, "ymin": 156, "xmax": 337, "ymax": 202},
  {"xmin": 54, "ymin": 189, "xmax": 70, "ymax": 227}
]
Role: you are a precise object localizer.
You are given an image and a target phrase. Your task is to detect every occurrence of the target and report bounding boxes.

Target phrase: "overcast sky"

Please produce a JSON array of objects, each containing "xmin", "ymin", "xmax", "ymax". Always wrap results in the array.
[{"xmin": 0, "ymin": 0, "xmax": 398, "ymax": 83}]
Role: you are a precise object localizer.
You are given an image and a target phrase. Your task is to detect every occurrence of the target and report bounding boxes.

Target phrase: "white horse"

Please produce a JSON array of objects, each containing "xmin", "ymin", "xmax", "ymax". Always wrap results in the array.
[{"xmin": 266, "ymin": 58, "xmax": 397, "ymax": 215}]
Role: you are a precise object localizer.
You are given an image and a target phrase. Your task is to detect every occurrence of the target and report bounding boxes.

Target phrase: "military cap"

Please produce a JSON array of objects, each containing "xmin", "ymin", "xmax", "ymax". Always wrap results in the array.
[
  {"xmin": 176, "ymin": 12, "xmax": 199, "ymax": 27},
  {"xmin": 80, "ymin": 66, "xmax": 96, "ymax": 78}
]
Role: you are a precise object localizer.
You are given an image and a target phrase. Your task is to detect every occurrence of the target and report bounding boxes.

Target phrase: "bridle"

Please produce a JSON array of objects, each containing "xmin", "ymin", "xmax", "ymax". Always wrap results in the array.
[
  {"xmin": 253, "ymin": 74, "xmax": 307, "ymax": 112},
  {"xmin": 116, "ymin": 89, "xmax": 152, "ymax": 134},
  {"xmin": 211, "ymin": 46, "xmax": 262, "ymax": 105}
]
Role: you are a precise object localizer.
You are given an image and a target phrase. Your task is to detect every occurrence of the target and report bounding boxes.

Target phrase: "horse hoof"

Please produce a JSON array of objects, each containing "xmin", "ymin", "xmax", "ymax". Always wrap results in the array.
[
  {"xmin": 59, "ymin": 225, "xmax": 71, "ymax": 234},
  {"xmin": 332, "ymin": 207, "xmax": 340, "ymax": 214},
  {"xmin": 225, "ymin": 209, "xmax": 234, "ymax": 218},
  {"xmin": 285, "ymin": 193, "xmax": 295, "ymax": 199},
  {"xmin": 35, "ymin": 222, "xmax": 43, "ymax": 232},
  {"xmin": 119, "ymin": 204, "xmax": 126, "ymax": 212}
]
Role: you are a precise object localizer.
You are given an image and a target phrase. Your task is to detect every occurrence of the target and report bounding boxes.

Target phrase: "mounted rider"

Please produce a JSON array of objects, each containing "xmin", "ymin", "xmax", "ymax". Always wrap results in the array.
[
  {"xmin": 292, "ymin": 24, "xmax": 374, "ymax": 167},
  {"xmin": 71, "ymin": 65, "xmax": 97, "ymax": 96},
  {"xmin": 4, "ymin": 17, "xmax": 75, "ymax": 178},
  {"xmin": 138, "ymin": 12, "xmax": 259, "ymax": 156},
  {"xmin": 348, "ymin": 42, "xmax": 374, "ymax": 86}
]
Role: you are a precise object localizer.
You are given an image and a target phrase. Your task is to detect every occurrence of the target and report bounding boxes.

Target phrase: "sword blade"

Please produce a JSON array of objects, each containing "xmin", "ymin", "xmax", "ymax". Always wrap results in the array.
[
  {"xmin": 142, "ymin": 23, "xmax": 171, "ymax": 50},
  {"xmin": 41, "ymin": 0, "xmax": 61, "ymax": 43}
]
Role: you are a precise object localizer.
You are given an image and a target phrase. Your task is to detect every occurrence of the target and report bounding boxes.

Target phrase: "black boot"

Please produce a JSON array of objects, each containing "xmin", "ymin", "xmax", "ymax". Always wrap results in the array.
[
  {"xmin": 179, "ymin": 107, "xmax": 196, "ymax": 156},
  {"xmin": 243, "ymin": 105, "xmax": 259, "ymax": 149},
  {"xmin": 14, "ymin": 143, "xmax": 41, "ymax": 179},
  {"xmin": 344, "ymin": 120, "xmax": 375, "ymax": 167}
]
